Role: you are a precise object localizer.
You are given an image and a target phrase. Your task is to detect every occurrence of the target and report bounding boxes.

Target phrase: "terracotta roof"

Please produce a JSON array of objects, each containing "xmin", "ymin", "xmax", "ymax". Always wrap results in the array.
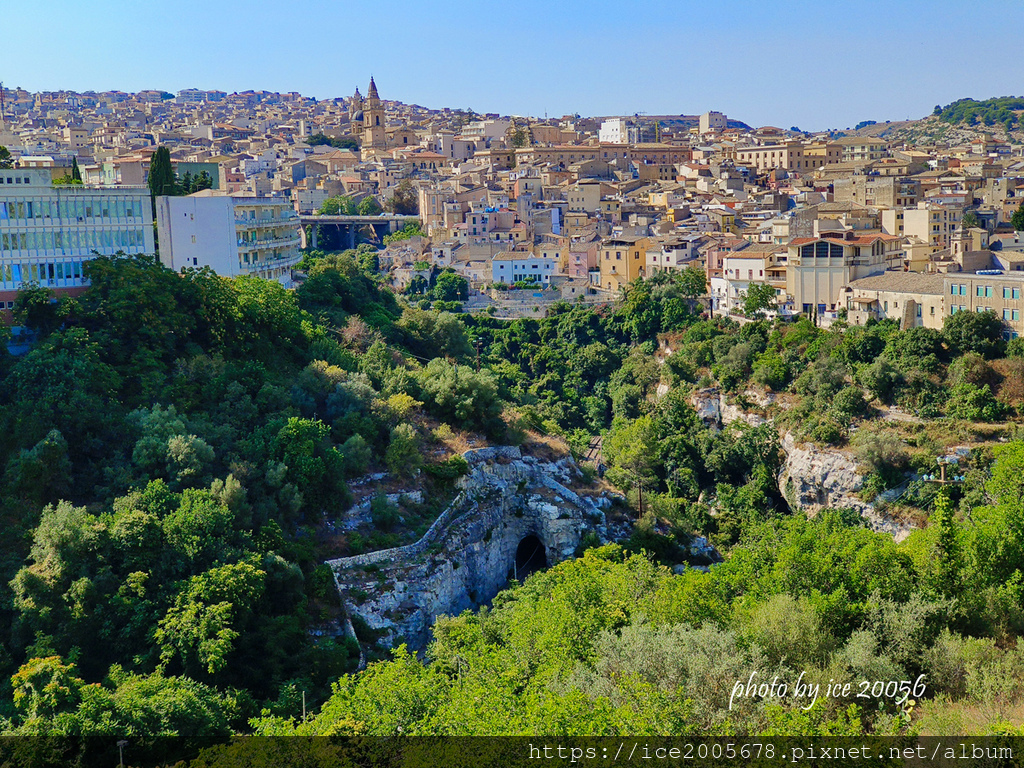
[
  {"xmin": 790, "ymin": 233, "xmax": 900, "ymax": 247},
  {"xmin": 846, "ymin": 272, "xmax": 946, "ymax": 294}
]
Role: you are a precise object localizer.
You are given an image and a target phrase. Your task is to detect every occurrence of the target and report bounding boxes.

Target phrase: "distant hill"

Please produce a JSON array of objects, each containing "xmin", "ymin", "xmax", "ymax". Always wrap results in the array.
[
  {"xmin": 838, "ymin": 97, "xmax": 1024, "ymax": 147},
  {"xmin": 933, "ymin": 96, "xmax": 1024, "ymax": 130}
]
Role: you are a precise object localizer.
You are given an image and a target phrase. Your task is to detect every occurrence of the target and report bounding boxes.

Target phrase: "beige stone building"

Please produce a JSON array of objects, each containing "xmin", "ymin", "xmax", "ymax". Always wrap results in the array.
[
  {"xmin": 845, "ymin": 271, "xmax": 1024, "ymax": 339},
  {"xmin": 599, "ymin": 234, "xmax": 651, "ymax": 292},
  {"xmin": 787, "ymin": 232, "xmax": 903, "ymax": 313},
  {"xmin": 833, "ymin": 175, "xmax": 919, "ymax": 209},
  {"xmin": 844, "ymin": 272, "xmax": 946, "ymax": 328},
  {"xmin": 834, "ymin": 136, "xmax": 888, "ymax": 162},
  {"xmin": 734, "ymin": 142, "xmax": 807, "ymax": 172}
]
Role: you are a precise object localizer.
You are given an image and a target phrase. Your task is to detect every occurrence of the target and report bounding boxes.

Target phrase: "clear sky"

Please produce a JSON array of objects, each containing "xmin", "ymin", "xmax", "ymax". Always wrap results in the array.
[{"xmin": 3, "ymin": 0, "xmax": 1023, "ymax": 132}]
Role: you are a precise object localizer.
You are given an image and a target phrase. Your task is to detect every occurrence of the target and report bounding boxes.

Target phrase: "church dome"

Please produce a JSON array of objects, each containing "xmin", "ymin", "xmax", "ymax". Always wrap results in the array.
[{"xmin": 351, "ymin": 110, "xmax": 364, "ymax": 122}]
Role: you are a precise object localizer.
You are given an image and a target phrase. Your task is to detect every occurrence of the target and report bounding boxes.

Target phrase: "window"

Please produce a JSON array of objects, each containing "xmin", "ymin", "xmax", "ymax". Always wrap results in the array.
[
  {"xmin": 1015, "ymin": 288, "xmax": 1021, "ymax": 300},
  {"xmin": 930, "ymin": 306, "xmax": 935, "ymax": 315},
  {"xmin": 1015, "ymin": 310, "xmax": 1021, "ymax": 322},
  {"xmin": 977, "ymin": 286, "xmax": 984, "ymax": 297},
  {"xmin": 986, "ymin": 286, "xmax": 994, "ymax": 298},
  {"xmin": 1004, "ymin": 287, "xmax": 1012, "ymax": 299},
  {"xmin": 1004, "ymin": 309, "xmax": 1011, "ymax": 321}
]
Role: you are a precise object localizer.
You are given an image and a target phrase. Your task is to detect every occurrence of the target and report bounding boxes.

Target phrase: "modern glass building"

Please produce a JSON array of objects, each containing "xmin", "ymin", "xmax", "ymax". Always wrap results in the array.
[{"xmin": 0, "ymin": 168, "xmax": 154, "ymax": 311}]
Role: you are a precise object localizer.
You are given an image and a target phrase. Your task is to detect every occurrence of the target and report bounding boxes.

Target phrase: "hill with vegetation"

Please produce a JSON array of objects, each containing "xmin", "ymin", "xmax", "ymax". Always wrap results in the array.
[
  {"xmin": 845, "ymin": 96, "xmax": 1024, "ymax": 146},
  {"xmin": 1, "ymin": 254, "xmax": 1024, "ymax": 763},
  {"xmin": 933, "ymin": 97, "xmax": 1024, "ymax": 132}
]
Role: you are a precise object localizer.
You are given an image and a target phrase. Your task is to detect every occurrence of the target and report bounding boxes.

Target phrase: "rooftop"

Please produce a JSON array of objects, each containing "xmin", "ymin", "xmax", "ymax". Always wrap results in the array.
[{"xmin": 846, "ymin": 272, "xmax": 947, "ymax": 295}]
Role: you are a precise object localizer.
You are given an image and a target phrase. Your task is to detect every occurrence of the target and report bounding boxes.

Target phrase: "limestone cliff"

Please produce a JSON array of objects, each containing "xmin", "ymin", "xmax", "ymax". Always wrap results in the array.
[
  {"xmin": 778, "ymin": 432, "xmax": 914, "ymax": 541},
  {"xmin": 328, "ymin": 446, "xmax": 612, "ymax": 650}
]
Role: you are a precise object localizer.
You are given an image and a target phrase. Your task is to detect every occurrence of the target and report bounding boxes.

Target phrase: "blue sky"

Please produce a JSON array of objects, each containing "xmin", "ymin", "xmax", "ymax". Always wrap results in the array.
[{"xmin": 3, "ymin": 0, "xmax": 1023, "ymax": 131}]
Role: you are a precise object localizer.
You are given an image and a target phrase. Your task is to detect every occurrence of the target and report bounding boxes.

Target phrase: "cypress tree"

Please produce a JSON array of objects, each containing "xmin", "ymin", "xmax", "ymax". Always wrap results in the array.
[
  {"xmin": 148, "ymin": 146, "xmax": 176, "ymax": 199},
  {"xmin": 70, "ymin": 157, "xmax": 81, "ymax": 182}
]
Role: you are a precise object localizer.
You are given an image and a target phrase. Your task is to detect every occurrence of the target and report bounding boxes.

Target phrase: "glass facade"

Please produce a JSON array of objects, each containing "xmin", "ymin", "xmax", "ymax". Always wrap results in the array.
[{"xmin": 0, "ymin": 170, "xmax": 154, "ymax": 293}]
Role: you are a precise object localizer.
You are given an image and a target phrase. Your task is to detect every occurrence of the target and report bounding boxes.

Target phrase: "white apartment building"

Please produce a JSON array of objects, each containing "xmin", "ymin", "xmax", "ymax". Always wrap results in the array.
[
  {"xmin": 491, "ymin": 251, "xmax": 558, "ymax": 285},
  {"xmin": 599, "ymin": 118, "xmax": 629, "ymax": 144},
  {"xmin": 0, "ymin": 168, "xmax": 154, "ymax": 310},
  {"xmin": 646, "ymin": 236, "xmax": 701, "ymax": 274},
  {"xmin": 712, "ymin": 252, "xmax": 773, "ymax": 313},
  {"xmin": 155, "ymin": 191, "xmax": 301, "ymax": 286}
]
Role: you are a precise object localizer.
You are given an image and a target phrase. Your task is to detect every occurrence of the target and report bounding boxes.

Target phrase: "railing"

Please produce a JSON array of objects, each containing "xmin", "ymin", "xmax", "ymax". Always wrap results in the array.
[
  {"xmin": 238, "ymin": 235, "xmax": 301, "ymax": 250},
  {"xmin": 235, "ymin": 215, "xmax": 297, "ymax": 227},
  {"xmin": 250, "ymin": 251, "xmax": 302, "ymax": 267}
]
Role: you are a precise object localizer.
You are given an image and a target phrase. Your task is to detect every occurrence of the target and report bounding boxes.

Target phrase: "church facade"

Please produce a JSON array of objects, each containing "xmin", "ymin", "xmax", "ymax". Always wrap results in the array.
[
  {"xmin": 348, "ymin": 78, "xmax": 387, "ymax": 151},
  {"xmin": 348, "ymin": 78, "xmax": 417, "ymax": 152}
]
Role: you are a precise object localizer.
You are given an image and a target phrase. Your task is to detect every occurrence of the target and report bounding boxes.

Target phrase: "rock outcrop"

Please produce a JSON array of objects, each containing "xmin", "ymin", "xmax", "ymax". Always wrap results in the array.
[
  {"xmin": 328, "ymin": 447, "xmax": 610, "ymax": 650},
  {"xmin": 691, "ymin": 388, "xmax": 767, "ymax": 428},
  {"xmin": 778, "ymin": 432, "xmax": 914, "ymax": 541}
]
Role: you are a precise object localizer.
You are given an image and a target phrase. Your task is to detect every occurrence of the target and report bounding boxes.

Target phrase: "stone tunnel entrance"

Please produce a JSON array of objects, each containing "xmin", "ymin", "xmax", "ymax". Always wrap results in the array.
[{"xmin": 509, "ymin": 534, "xmax": 548, "ymax": 583}]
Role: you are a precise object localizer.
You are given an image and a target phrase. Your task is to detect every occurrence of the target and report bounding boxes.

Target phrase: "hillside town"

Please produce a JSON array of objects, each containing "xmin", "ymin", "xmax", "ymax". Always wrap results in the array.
[{"xmin": 3, "ymin": 81, "xmax": 1024, "ymax": 335}]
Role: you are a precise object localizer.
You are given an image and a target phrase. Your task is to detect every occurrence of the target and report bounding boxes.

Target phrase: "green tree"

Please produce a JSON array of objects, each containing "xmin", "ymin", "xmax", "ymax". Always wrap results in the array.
[
  {"xmin": 677, "ymin": 264, "xmax": 708, "ymax": 298},
  {"xmin": 417, "ymin": 358, "xmax": 504, "ymax": 437},
  {"xmin": 70, "ymin": 156, "xmax": 81, "ymax": 182},
  {"xmin": 1012, "ymin": 200, "xmax": 1024, "ymax": 232},
  {"xmin": 930, "ymin": 491, "xmax": 963, "ymax": 597},
  {"xmin": 306, "ymin": 133, "xmax": 358, "ymax": 151},
  {"xmin": 432, "ymin": 271, "xmax": 469, "ymax": 302},
  {"xmin": 743, "ymin": 282, "xmax": 776, "ymax": 316},
  {"xmin": 603, "ymin": 415, "xmax": 660, "ymax": 516},
  {"xmin": 961, "ymin": 210, "xmax": 981, "ymax": 230},
  {"xmin": 13, "ymin": 283, "xmax": 76, "ymax": 335},
  {"xmin": 0, "ymin": 145, "xmax": 12, "ymax": 169},
  {"xmin": 357, "ymin": 196, "xmax": 383, "ymax": 216},
  {"xmin": 943, "ymin": 309, "xmax": 1004, "ymax": 358},
  {"xmin": 156, "ymin": 560, "xmax": 266, "ymax": 677},
  {"xmin": 194, "ymin": 170, "xmax": 213, "ymax": 192},
  {"xmin": 510, "ymin": 126, "xmax": 530, "ymax": 148},
  {"xmin": 320, "ymin": 196, "xmax": 358, "ymax": 215},
  {"xmin": 385, "ymin": 423, "xmax": 422, "ymax": 477},
  {"xmin": 148, "ymin": 146, "xmax": 176, "ymax": 199},
  {"xmin": 11, "ymin": 656, "xmax": 84, "ymax": 719},
  {"xmin": 383, "ymin": 221, "xmax": 423, "ymax": 245}
]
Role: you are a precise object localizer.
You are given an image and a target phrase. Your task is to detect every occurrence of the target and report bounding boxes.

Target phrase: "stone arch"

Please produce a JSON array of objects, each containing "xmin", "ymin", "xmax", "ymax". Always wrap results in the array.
[{"xmin": 509, "ymin": 533, "xmax": 547, "ymax": 583}]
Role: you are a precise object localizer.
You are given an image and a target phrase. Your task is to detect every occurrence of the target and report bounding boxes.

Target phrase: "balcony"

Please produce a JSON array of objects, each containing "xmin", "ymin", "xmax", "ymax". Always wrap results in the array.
[
  {"xmin": 238, "ymin": 234, "xmax": 301, "ymax": 251},
  {"xmin": 235, "ymin": 214, "xmax": 297, "ymax": 228},
  {"xmin": 245, "ymin": 250, "xmax": 303, "ymax": 270}
]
